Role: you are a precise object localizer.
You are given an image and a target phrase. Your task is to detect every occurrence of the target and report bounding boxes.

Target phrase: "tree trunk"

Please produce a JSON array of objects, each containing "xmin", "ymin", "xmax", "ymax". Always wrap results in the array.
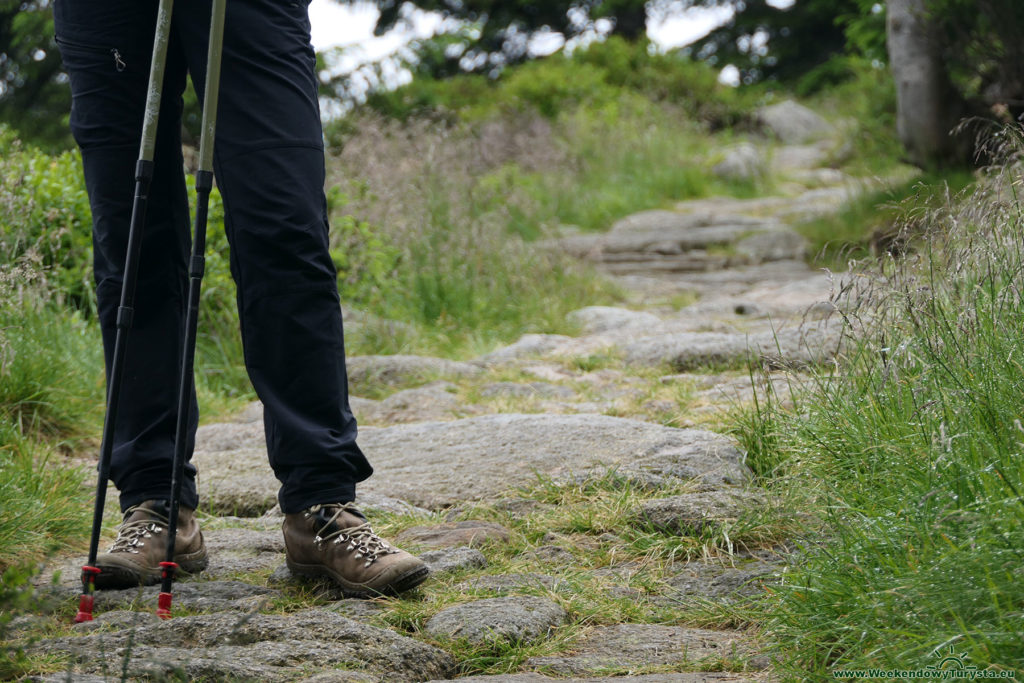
[{"xmin": 886, "ymin": 0, "xmax": 965, "ymax": 167}]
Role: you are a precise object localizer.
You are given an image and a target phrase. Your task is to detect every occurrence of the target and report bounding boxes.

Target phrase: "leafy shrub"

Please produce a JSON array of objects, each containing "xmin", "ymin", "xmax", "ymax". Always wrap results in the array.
[
  {"xmin": 360, "ymin": 37, "xmax": 755, "ymax": 127},
  {"xmin": 0, "ymin": 125, "xmax": 93, "ymax": 311}
]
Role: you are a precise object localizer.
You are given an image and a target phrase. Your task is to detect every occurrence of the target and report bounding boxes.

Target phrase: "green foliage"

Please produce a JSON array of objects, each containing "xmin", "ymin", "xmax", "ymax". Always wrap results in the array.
[
  {"xmin": 0, "ymin": 290, "xmax": 104, "ymax": 441},
  {"xmin": 0, "ymin": 424, "xmax": 90, "ymax": 571},
  {"xmin": 365, "ymin": 37, "xmax": 754, "ymax": 128},
  {"xmin": 797, "ymin": 58, "xmax": 901, "ymax": 177},
  {"xmin": 0, "ymin": 126, "xmax": 94, "ymax": 312},
  {"xmin": 0, "ymin": 1, "xmax": 73, "ymax": 150},
  {"xmin": 340, "ymin": 184, "xmax": 619, "ymax": 356},
  {"xmin": 491, "ymin": 102, "xmax": 728, "ymax": 234},
  {"xmin": 796, "ymin": 169, "xmax": 976, "ymax": 270},
  {"xmin": 927, "ymin": 0, "xmax": 1024, "ymax": 117},
  {"xmin": 326, "ymin": 188, "xmax": 403, "ymax": 310},
  {"xmin": 740, "ymin": 155, "xmax": 1024, "ymax": 674},
  {"xmin": 690, "ymin": 0, "xmax": 881, "ymax": 87}
]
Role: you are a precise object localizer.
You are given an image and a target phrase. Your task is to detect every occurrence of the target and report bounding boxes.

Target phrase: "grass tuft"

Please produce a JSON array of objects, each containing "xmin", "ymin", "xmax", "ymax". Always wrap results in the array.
[{"xmin": 738, "ymin": 134, "xmax": 1024, "ymax": 676}]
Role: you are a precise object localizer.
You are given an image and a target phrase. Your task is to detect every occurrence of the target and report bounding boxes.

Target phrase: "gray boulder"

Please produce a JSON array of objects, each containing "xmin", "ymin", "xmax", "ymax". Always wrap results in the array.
[
  {"xmin": 355, "ymin": 415, "xmax": 749, "ymax": 508},
  {"xmin": 426, "ymin": 596, "xmax": 566, "ymax": 644},
  {"xmin": 756, "ymin": 100, "xmax": 834, "ymax": 143},
  {"xmin": 56, "ymin": 580, "xmax": 280, "ymax": 614},
  {"xmin": 200, "ymin": 527, "xmax": 286, "ymax": 579},
  {"xmin": 712, "ymin": 142, "xmax": 766, "ymax": 182},
  {"xmin": 361, "ymin": 381, "xmax": 469, "ymax": 425},
  {"xmin": 771, "ymin": 143, "xmax": 830, "ymax": 171}
]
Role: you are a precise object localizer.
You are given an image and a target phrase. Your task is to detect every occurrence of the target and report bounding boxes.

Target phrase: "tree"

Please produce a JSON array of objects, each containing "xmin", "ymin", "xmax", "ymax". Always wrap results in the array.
[
  {"xmin": 334, "ymin": 0, "xmax": 648, "ymax": 74},
  {"xmin": 687, "ymin": 0, "xmax": 861, "ymax": 85},
  {"xmin": 885, "ymin": 0, "xmax": 960, "ymax": 167},
  {"xmin": 0, "ymin": 0, "xmax": 72, "ymax": 149},
  {"xmin": 885, "ymin": 0, "xmax": 1024, "ymax": 167}
]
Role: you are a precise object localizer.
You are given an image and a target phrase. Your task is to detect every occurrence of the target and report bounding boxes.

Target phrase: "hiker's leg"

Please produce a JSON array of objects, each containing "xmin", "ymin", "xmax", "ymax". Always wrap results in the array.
[
  {"xmin": 174, "ymin": 0, "xmax": 372, "ymax": 513},
  {"xmin": 54, "ymin": 0, "xmax": 199, "ymax": 512}
]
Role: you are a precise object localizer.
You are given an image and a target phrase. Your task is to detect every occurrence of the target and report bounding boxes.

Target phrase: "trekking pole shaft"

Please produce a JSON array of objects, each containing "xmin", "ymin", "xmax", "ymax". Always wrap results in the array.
[
  {"xmin": 77, "ymin": 0, "xmax": 175, "ymax": 624},
  {"xmin": 160, "ymin": 0, "xmax": 227, "ymax": 617}
]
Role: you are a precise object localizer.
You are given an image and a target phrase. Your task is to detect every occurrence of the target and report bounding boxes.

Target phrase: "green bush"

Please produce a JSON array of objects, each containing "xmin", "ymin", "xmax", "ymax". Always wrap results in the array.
[
  {"xmin": 360, "ymin": 37, "xmax": 754, "ymax": 127},
  {"xmin": 0, "ymin": 125, "xmax": 93, "ymax": 311}
]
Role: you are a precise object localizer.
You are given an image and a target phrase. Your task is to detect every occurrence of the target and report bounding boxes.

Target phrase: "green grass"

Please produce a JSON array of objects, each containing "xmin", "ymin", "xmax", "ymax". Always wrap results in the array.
[
  {"xmin": 797, "ymin": 170, "xmax": 976, "ymax": 270},
  {"xmin": 736, "ymin": 160, "xmax": 1024, "ymax": 678},
  {"xmin": 0, "ymin": 422, "xmax": 90, "ymax": 570},
  {"xmin": 0, "ymin": 291, "xmax": 104, "ymax": 442}
]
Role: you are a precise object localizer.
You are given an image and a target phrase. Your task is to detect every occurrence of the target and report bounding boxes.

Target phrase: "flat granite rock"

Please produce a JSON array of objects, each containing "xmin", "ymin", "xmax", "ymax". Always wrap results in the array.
[
  {"xmin": 458, "ymin": 573, "xmax": 564, "ymax": 594},
  {"xmin": 195, "ymin": 414, "xmax": 750, "ymax": 512},
  {"xmin": 480, "ymin": 381, "xmax": 577, "ymax": 399},
  {"xmin": 622, "ymin": 323, "xmax": 841, "ymax": 370},
  {"xmin": 361, "ymin": 381, "xmax": 469, "ymax": 425},
  {"xmin": 733, "ymin": 229, "xmax": 807, "ymax": 264},
  {"xmin": 32, "ymin": 610, "xmax": 455, "ymax": 682},
  {"xmin": 294, "ymin": 672, "xmax": 379, "ymax": 683},
  {"xmin": 474, "ymin": 334, "xmax": 575, "ymax": 365},
  {"xmin": 525, "ymin": 624, "xmax": 754, "ymax": 675},
  {"xmin": 635, "ymin": 489, "xmax": 769, "ymax": 535},
  {"xmin": 64, "ymin": 580, "xmax": 279, "ymax": 614},
  {"xmin": 199, "ymin": 527, "xmax": 286, "ymax": 579},
  {"xmin": 346, "ymin": 354, "xmax": 483, "ymax": 387},
  {"xmin": 567, "ymin": 306, "xmax": 663, "ymax": 334},
  {"xmin": 396, "ymin": 520, "xmax": 512, "ymax": 549},
  {"xmin": 427, "ymin": 674, "xmax": 762, "ymax": 682},
  {"xmin": 426, "ymin": 596, "xmax": 567, "ymax": 645},
  {"xmin": 756, "ymin": 100, "xmax": 834, "ymax": 144},
  {"xmin": 420, "ymin": 546, "xmax": 489, "ymax": 575},
  {"xmin": 664, "ymin": 559, "xmax": 782, "ymax": 600}
]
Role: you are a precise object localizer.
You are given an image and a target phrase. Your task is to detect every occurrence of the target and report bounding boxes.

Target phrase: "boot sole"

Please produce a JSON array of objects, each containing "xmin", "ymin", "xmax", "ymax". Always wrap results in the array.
[
  {"xmin": 93, "ymin": 554, "xmax": 209, "ymax": 590},
  {"xmin": 285, "ymin": 558, "xmax": 430, "ymax": 598}
]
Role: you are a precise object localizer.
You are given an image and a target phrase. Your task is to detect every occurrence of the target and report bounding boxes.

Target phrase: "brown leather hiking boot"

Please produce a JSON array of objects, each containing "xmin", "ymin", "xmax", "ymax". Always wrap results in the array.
[
  {"xmin": 283, "ymin": 503, "xmax": 429, "ymax": 597},
  {"xmin": 93, "ymin": 499, "xmax": 208, "ymax": 590}
]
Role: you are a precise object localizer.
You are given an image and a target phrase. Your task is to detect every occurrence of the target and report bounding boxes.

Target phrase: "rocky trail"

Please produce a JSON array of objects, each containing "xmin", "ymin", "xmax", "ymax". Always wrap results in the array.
[{"xmin": 24, "ymin": 102, "xmax": 869, "ymax": 682}]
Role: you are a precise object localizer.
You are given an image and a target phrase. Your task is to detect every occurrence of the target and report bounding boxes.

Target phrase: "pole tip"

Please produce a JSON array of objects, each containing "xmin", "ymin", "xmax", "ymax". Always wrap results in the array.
[
  {"xmin": 157, "ymin": 591, "xmax": 173, "ymax": 619},
  {"xmin": 74, "ymin": 594, "xmax": 95, "ymax": 623}
]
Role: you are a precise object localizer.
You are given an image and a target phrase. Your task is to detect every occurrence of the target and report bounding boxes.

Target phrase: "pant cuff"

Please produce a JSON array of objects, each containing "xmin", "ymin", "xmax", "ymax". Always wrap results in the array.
[
  {"xmin": 280, "ymin": 483, "xmax": 356, "ymax": 514},
  {"xmin": 119, "ymin": 487, "xmax": 199, "ymax": 514}
]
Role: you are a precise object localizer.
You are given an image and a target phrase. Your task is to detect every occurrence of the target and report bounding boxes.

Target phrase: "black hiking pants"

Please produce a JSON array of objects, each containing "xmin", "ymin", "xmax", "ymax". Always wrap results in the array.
[{"xmin": 54, "ymin": 0, "xmax": 372, "ymax": 514}]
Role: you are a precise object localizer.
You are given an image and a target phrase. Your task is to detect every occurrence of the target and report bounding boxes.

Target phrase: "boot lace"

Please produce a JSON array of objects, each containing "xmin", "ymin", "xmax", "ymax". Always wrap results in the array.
[
  {"xmin": 308, "ymin": 503, "xmax": 399, "ymax": 568},
  {"xmin": 107, "ymin": 504, "xmax": 167, "ymax": 554}
]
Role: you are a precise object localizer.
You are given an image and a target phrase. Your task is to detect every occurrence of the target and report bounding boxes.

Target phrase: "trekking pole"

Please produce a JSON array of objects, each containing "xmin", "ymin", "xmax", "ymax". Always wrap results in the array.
[
  {"xmin": 75, "ymin": 0, "xmax": 176, "ymax": 624},
  {"xmin": 157, "ymin": 0, "xmax": 227, "ymax": 620}
]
